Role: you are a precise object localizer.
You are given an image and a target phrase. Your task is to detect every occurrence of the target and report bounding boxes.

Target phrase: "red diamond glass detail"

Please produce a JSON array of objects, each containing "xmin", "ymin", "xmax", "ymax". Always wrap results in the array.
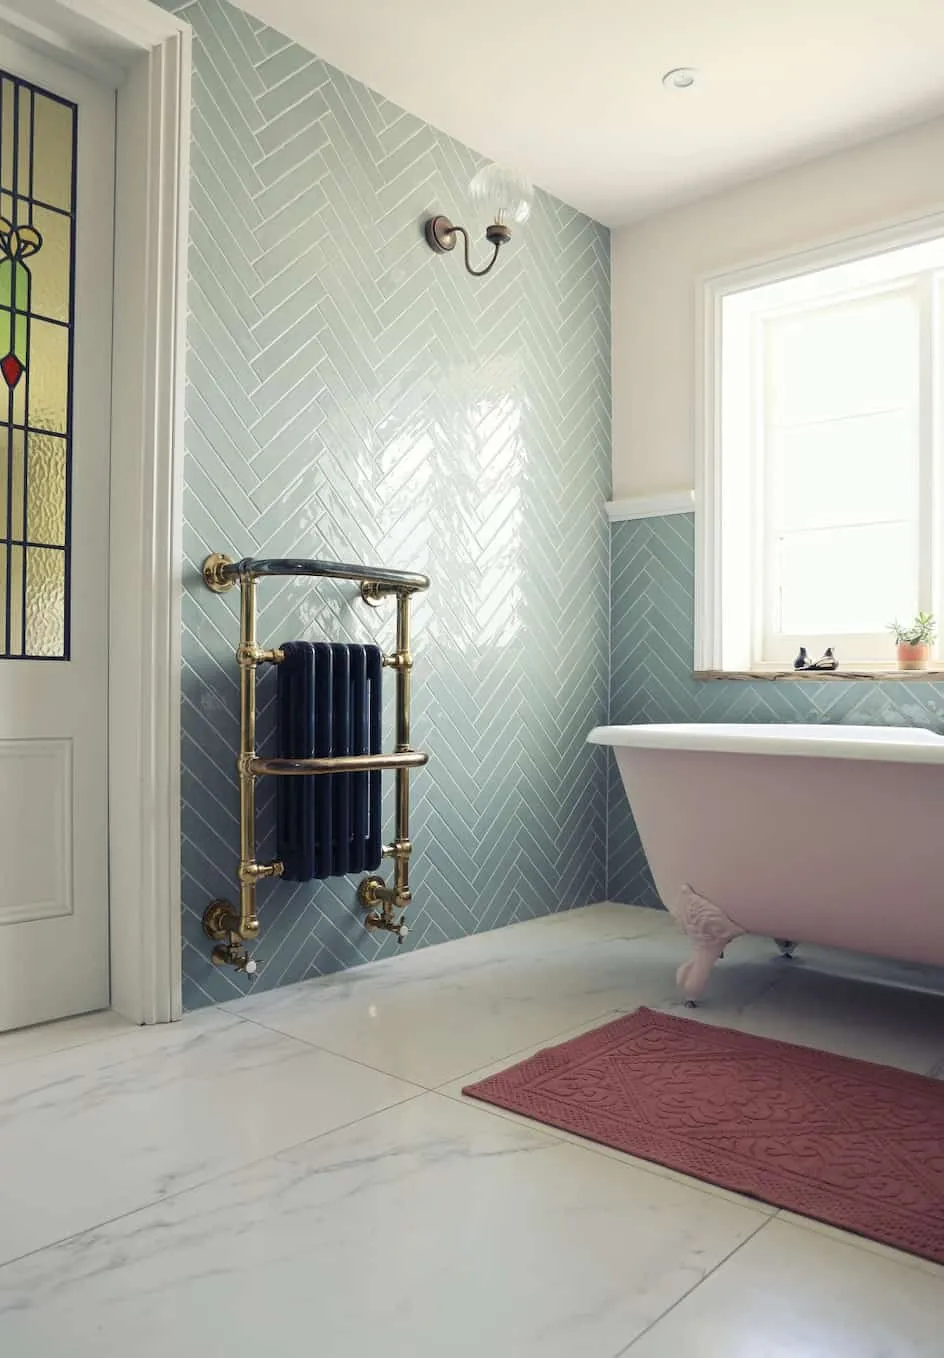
[{"xmin": 0, "ymin": 353, "xmax": 23, "ymax": 388}]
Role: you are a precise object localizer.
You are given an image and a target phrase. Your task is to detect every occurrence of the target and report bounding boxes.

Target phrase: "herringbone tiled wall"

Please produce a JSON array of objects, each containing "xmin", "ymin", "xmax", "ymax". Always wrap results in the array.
[
  {"xmin": 170, "ymin": 0, "xmax": 611, "ymax": 1008},
  {"xmin": 607, "ymin": 513, "xmax": 944, "ymax": 905}
]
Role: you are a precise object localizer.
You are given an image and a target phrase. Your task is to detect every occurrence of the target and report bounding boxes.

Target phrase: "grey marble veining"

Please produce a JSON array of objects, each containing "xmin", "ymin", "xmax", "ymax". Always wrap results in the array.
[
  {"xmin": 1, "ymin": 903, "xmax": 942, "ymax": 1355},
  {"xmin": 0, "ymin": 1093, "xmax": 765, "ymax": 1358}
]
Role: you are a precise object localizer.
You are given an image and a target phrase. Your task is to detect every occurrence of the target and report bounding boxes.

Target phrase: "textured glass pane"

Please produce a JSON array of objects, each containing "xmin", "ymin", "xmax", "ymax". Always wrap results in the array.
[
  {"xmin": 778, "ymin": 522, "xmax": 916, "ymax": 635},
  {"xmin": 16, "ymin": 84, "xmax": 29, "ymax": 185},
  {"xmin": 30, "ymin": 206, "xmax": 69, "ymax": 322},
  {"xmin": 0, "ymin": 80, "xmax": 12, "ymax": 194},
  {"xmin": 8, "ymin": 541, "xmax": 22, "ymax": 652},
  {"xmin": 28, "ymin": 319, "xmax": 68, "ymax": 434},
  {"xmin": 25, "ymin": 546, "xmax": 64, "ymax": 656},
  {"xmin": 0, "ymin": 543, "xmax": 5, "ymax": 651},
  {"xmin": 0, "ymin": 427, "xmax": 25, "ymax": 544},
  {"xmin": 26, "ymin": 432, "xmax": 65, "ymax": 546},
  {"xmin": 31, "ymin": 92, "xmax": 72, "ymax": 212},
  {"xmin": 26, "ymin": 431, "xmax": 65, "ymax": 543}
]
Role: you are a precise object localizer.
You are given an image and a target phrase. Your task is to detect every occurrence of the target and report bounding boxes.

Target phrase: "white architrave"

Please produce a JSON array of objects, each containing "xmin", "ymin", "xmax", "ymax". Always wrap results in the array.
[{"xmin": 0, "ymin": 0, "xmax": 190, "ymax": 1022}]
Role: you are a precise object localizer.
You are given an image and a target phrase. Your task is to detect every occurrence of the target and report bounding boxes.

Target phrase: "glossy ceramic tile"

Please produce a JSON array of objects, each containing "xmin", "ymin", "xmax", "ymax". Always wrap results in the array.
[
  {"xmin": 173, "ymin": 0, "xmax": 611, "ymax": 1011},
  {"xmin": 608, "ymin": 511, "xmax": 944, "ymax": 907},
  {"xmin": 222, "ymin": 904, "xmax": 776, "ymax": 1087},
  {"xmin": 0, "ymin": 1008, "xmax": 417, "ymax": 1264},
  {"xmin": 0, "ymin": 1092, "xmax": 766, "ymax": 1358},
  {"xmin": 624, "ymin": 1218, "xmax": 944, "ymax": 1357}
]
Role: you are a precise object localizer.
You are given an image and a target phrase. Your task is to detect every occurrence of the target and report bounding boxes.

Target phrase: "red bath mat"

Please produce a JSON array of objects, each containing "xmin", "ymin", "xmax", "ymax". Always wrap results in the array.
[{"xmin": 463, "ymin": 1008, "xmax": 944, "ymax": 1264}]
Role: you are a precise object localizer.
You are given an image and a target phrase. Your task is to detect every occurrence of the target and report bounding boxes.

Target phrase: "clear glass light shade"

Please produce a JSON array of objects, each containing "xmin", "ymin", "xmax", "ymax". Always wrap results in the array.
[{"xmin": 469, "ymin": 163, "xmax": 533, "ymax": 227}]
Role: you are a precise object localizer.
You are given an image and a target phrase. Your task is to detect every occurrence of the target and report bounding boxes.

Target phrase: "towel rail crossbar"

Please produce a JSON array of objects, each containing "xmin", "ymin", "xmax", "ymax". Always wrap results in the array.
[
  {"xmin": 200, "ymin": 551, "xmax": 429, "ymax": 974},
  {"xmin": 249, "ymin": 751, "xmax": 428, "ymax": 777},
  {"xmin": 204, "ymin": 553, "xmax": 429, "ymax": 596}
]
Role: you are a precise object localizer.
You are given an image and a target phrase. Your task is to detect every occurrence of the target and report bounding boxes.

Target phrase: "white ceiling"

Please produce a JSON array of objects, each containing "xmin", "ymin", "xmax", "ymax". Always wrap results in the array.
[{"xmin": 236, "ymin": 0, "xmax": 944, "ymax": 226}]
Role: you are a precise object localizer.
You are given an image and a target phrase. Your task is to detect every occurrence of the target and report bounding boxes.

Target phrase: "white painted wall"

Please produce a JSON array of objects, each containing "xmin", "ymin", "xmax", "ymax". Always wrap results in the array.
[{"xmin": 611, "ymin": 113, "xmax": 944, "ymax": 499}]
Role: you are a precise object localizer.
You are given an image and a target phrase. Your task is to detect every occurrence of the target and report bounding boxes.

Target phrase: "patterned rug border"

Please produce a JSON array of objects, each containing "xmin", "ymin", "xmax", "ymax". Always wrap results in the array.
[{"xmin": 462, "ymin": 1007, "xmax": 944, "ymax": 1266}]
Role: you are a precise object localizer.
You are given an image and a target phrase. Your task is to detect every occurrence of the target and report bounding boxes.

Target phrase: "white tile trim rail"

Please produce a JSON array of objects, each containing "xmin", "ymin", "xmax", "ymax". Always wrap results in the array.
[{"xmin": 606, "ymin": 492, "xmax": 695, "ymax": 522}]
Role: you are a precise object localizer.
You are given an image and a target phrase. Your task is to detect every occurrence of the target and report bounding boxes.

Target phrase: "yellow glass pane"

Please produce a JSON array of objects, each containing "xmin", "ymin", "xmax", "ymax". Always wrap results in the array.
[
  {"xmin": 26, "ymin": 432, "xmax": 66, "ymax": 546},
  {"xmin": 8, "ymin": 541, "xmax": 22, "ymax": 653},
  {"xmin": 27, "ymin": 320, "xmax": 67, "ymax": 433},
  {"xmin": 0, "ymin": 79, "xmax": 13, "ymax": 195},
  {"xmin": 16, "ymin": 83, "xmax": 30, "ymax": 189},
  {"xmin": 0, "ymin": 428, "xmax": 25, "ymax": 540},
  {"xmin": 29, "ymin": 206, "xmax": 69, "ymax": 323},
  {"xmin": 25, "ymin": 545, "xmax": 63, "ymax": 656},
  {"xmin": 31, "ymin": 92, "xmax": 73, "ymax": 212}
]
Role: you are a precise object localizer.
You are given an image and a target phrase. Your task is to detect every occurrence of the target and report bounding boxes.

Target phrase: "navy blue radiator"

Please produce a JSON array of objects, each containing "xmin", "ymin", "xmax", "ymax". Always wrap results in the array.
[{"xmin": 276, "ymin": 642, "xmax": 384, "ymax": 881}]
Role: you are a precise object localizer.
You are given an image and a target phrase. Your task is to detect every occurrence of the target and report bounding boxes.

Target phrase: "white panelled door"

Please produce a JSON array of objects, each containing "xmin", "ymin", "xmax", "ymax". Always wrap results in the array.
[{"xmin": 0, "ymin": 36, "xmax": 114, "ymax": 1031}]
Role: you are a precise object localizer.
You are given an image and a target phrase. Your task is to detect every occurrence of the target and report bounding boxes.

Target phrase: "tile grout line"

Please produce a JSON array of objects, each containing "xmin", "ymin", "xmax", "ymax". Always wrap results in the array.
[
  {"xmin": 0, "ymin": 1085, "xmax": 428, "ymax": 1278},
  {"xmin": 0, "ymin": 1017, "xmax": 143, "ymax": 1070},
  {"xmin": 611, "ymin": 1213, "xmax": 778, "ymax": 1357},
  {"xmin": 435, "ymin": 1080, "xmax": 779, "ymax": 1218},
  {"xmin": 228, "ymin": 1004, "xmax": 634, "ymax": 1091}
]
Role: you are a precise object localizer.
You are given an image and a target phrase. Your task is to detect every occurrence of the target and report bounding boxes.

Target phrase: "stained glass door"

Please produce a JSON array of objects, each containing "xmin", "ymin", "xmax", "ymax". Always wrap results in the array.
[
  {"xmin": 0, "ymin": 35, "xmax": 114, "ymax": 1032},
  {"xmin": 0, "ymin": 71, "xmax": 75, "ymax": 657}
]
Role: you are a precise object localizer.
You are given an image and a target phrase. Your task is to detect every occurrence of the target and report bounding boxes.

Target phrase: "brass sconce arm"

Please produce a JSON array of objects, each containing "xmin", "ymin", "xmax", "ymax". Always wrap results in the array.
[{"xmin": 425, "ymin": 215, "xmax": 512, "ymax": 277}]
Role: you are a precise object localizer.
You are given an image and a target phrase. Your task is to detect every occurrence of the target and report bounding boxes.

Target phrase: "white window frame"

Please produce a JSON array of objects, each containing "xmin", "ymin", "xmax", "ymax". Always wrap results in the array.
[{"xmin": 696, "ymin": 210, "xmax": 944, "ymax": 674}]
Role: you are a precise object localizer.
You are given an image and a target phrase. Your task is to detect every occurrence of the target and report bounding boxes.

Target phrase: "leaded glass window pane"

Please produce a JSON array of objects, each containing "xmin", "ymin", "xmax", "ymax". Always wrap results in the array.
[{"xmin": 0, "ymin": 70, "xmax": 75, "ymax": 659}]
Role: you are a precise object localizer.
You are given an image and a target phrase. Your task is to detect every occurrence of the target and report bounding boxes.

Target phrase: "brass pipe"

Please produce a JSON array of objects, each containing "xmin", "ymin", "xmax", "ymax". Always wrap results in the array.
[
  {"xmin": 249, "ymin": 751, "xmax": 428, "ymax": 777},
  {"xmin": 394, "ymin": 593, "xmax": 412, "ymax": 903},
  {"xmin": 238, "ymin": 576, "xmax": 261, "ymax": 940}
]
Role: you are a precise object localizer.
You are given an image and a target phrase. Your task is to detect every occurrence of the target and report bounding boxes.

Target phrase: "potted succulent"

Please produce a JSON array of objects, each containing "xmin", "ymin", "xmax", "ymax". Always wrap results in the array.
[{"xmin": 888, "ymin": 612, "xmax": 936, "ymax": 670}]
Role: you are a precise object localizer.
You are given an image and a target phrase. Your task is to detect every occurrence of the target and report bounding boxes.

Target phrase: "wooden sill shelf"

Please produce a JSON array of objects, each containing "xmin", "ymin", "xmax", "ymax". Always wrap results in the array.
[{"xmin": 694, "ymin": 669, "xmax": 944, "ymax": 682}]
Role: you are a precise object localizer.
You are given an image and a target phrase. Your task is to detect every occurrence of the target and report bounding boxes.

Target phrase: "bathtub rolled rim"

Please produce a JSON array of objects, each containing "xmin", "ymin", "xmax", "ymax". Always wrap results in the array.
[{"xmin": 587, "ymin": 722, "xmax": 944, "ymax": 764}]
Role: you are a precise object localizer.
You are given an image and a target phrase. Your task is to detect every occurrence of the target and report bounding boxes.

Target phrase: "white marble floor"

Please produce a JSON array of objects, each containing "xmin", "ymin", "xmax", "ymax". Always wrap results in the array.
[{"xmin": 1, "ymin": 902, "xmax": 942, "ymax": 1356}]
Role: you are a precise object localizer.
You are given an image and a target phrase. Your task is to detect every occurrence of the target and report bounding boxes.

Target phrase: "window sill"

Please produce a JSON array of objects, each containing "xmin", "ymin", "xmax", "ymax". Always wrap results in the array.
[{"xmin": 694, "ymin": 668, "xmax": 944, "ymax": 682}]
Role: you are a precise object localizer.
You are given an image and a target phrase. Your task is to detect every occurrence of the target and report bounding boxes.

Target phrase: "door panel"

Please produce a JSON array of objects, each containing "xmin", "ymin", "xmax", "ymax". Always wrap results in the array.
[{"xmin": 0, "ymin": 36, "xmax": 114, "ymax": 1031}]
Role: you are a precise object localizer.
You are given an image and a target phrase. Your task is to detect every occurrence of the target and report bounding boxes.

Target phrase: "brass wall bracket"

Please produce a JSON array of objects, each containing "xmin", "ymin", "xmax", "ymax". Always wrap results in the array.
[{"xmin": 203, "ymin": 553, "xmax": 236, "ymax": 593}]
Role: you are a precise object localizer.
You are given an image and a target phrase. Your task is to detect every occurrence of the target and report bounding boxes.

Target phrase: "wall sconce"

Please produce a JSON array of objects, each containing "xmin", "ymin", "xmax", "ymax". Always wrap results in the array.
[{"xmin": 425, "ymin": 164, "xmax": 533, "ymax": 277}]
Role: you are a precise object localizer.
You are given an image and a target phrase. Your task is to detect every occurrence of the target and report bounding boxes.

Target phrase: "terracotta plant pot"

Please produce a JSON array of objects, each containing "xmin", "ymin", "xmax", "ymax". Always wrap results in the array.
[{"xmin": 896, "ymin": 642, "xmax": 931, "ymax": 671}]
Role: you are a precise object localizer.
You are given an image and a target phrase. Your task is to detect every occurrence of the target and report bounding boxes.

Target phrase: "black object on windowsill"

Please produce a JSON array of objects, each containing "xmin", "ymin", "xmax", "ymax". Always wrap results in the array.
[{"xmin": 793, "ymin": 646, "xmax": 839, "ymax": 671}]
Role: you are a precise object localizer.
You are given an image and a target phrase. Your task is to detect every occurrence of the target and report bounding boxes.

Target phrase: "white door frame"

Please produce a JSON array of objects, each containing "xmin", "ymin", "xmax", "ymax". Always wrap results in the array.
[{"xmin": 0, "ymin": 0, "xmax": 189, "ymax": 1023}]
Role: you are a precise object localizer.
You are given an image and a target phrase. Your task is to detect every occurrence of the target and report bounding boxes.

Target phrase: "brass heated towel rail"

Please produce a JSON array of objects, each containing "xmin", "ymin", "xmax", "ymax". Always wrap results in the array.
[{"xmin": 201, "ymin": 553, "xmax": 430, "ymax": 973}]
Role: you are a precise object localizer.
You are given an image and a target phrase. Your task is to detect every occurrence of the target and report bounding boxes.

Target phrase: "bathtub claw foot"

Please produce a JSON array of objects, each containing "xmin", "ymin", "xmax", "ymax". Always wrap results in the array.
[{"xmin": 670, "ymin": 886, "xmax": 747, "ymax": 1002}]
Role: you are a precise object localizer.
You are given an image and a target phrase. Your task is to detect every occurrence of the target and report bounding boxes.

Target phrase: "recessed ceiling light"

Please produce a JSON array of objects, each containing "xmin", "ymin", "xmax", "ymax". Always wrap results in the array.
[{"xmin": 662, "ymin": 67, "xmax": 699, "ymax": 90}]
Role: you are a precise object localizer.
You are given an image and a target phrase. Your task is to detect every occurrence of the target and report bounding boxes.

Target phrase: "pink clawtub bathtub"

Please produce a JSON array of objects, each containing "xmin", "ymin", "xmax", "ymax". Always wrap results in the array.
[{"xmin": 589, "ymin": 723, "xmax": 944, "ymax": 1001}]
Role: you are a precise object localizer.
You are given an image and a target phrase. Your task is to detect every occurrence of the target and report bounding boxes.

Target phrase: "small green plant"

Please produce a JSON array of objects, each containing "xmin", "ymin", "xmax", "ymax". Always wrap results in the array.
[{"xmin": 888, "ymin": 611, "xmax": 936, "ymax": 646}]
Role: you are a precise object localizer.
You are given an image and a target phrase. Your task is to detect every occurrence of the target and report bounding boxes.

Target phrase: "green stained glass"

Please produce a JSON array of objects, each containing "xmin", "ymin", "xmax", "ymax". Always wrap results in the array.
[{"xmin": 0, "ymin": 71, "xmax": 75, "ymax": 660}]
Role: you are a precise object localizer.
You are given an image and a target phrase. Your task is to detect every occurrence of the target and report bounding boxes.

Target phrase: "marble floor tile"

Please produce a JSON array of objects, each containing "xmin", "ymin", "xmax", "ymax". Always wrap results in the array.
[
  {"xmin": 0, "ymin": 1010, "xmax": 135, "ymax": 1068},
  {"xmin": 776, "ymin": 1210, "xmax": 944, "ymax": 1281},
  {"xmin": 623, "ymin": 1218, "xmax": 944, "ymax": 1357},
  {"xmin": 0, "ymin": 1009, "xmax": 418, "ymax": 1264},
  {"xmin": 223, "ymin": 904, "xmax": 781, "ymax": 1088},
  {"xmin": 685, "ymin": 958, "xmax": 944, "ymax": 1074},
  {"xmin": 0, "ymin": 1092, "xmax": 767, "ymax": 1358}
]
